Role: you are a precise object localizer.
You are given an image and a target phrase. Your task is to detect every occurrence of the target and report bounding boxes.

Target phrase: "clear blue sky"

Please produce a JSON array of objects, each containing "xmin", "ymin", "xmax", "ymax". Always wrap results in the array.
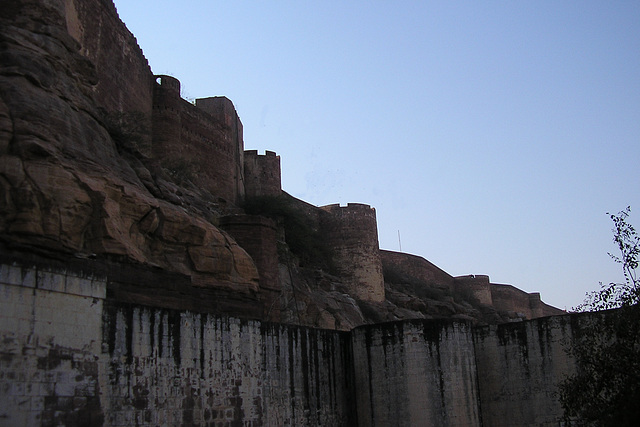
[{"xmin": 115, "ymin": 1, "xmax": 639, "ymax": 310}]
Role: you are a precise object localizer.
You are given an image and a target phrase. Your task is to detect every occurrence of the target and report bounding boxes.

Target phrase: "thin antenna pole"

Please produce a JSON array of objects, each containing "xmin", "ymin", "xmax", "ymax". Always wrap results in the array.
[{"xmin": 398, "ymin": 230, "xmax": 402, "ymax": 252}]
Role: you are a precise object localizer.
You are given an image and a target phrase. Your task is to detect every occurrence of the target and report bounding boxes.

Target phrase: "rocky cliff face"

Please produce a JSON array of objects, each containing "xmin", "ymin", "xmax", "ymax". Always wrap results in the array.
[
  {"xmin": 0, "ymin": 0, "xmax": 562, "ymax": 330},
  {"xmin": 0, "ymin": 0, "xmax": 260, "ymax": 305}
]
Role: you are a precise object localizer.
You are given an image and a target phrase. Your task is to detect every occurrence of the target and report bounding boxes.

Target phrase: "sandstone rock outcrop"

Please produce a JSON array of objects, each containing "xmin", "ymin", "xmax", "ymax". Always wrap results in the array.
[
  {"xmin": 0, "ymin": 0, "xmax": 562, "ymax": 329},
  {"xmin": 0, "ymin": 0, "xmax": 259, "ymax": 304}
]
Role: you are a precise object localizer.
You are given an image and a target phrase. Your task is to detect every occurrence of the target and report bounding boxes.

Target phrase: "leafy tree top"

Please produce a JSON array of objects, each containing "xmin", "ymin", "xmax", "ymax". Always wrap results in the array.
[{"xmin": 576, "ymin": 207, "xmax": 640, "ymax": 312}]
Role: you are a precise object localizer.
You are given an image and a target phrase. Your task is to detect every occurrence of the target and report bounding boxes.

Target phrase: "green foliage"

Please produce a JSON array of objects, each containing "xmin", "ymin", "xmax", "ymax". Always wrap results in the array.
[
  {"xmin": 558, "ymin": 307, "xmax": 640, "ymax": 426},
  {"xmin": 576, "ymin": 207, "xmax": 640, "ymax": 311},
  {"xmin": 242, "ymin": 195, "xmax": 334, "ymax": 270},
  {"xmin": 558, "ymin": 207, "xmax": 640, "ymax": 426},
  {"xmin": 101, "ymin": 110, "xmax": 151, "ymax": 156}
]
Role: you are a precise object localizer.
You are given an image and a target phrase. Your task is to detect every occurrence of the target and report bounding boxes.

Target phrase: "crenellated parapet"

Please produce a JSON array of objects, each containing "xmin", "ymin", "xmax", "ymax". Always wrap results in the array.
[
  {"xmin": 244, "ymin": 150, "xmax": 282, "ymax": 198},
  {"xmin": 320, "ymin": 203, "xmax": 385, "ymax": 302}
]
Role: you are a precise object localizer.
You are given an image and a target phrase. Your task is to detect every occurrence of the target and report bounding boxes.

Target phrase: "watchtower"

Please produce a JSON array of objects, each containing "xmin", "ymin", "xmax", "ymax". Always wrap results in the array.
[
  {"xmin": 320, "ymin": 203, "xmax": 385, "ymax": 302},
  {"xmin": 244, "ymin": 150, "xmax": 282, "ymax": 198}
]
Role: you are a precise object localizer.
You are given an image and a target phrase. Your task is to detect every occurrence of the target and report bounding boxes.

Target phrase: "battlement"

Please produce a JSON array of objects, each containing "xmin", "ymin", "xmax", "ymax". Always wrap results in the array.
[
  {"xmin": 321, "ymin": 202, "xmax": 372, "ymax": 210},
  {"xmin": 155, "ymin": 75, "xmax": 181, "ymax": 95},
  {"xmin": 244, "ymin": 150, "xmax": 281, "ymax": 198},
  {"xmin": 320, "ymin": 203, "xmax": 377, "ymax": 220},
  {"xmin": 245, "ymin": 150, "xmax": 279, "ymax": 157}
]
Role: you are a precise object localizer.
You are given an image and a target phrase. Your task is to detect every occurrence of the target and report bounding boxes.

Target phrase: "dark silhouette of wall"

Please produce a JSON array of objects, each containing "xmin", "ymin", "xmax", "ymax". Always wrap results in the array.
[
  {"xmin": 380, "ymin": 250, "xmax": 455, "ymax": 292},
  {"xmin": 244, "ymin": 150, "xmax": 282, "ymax": 198},
  {"xmin": 69, "ymin": 0, "xmax": 153, "ymax": 114},
  {"xmin": 219, "ymin": 214, "xmax": 281, "ymax": 322},
  {"xmin": 152, "ymin": 79, "xmax": 245, "ymax": 205}
]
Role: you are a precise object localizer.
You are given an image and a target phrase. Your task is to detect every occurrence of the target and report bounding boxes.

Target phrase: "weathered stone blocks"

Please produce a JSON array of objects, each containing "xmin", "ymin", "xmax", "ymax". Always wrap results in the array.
[
  {"xmin": 320, "ymin": 204, "xmax": 385, "ymax": 303},
  {"xmin": 0, "ymin": 264, "xmax": 105, "ymax": 426},
  {"xmin": 473, "ymin": 316, "xmax": 575, "ymax": 427},
  {"xmin": 352, "ymin": 320, "xmax": 481, "ymax": 427}
]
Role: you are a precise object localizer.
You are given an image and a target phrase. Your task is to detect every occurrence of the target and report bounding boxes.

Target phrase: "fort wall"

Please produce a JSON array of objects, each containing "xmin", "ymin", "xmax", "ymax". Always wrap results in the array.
[
  {"xmin": 351, "ymin": 320, "xmax": 481, "ymax": 427},
  {"xmin": 244, "ymin": 150, "xmax": 282, "ymax": 198},
  {"xmin": 64, "ymin": 1, "xmax": 247, "ymax": 206},
  {"xmin": 59, "ymin": 0, "xmax": 564, "ymax": 323},
  {"xmin": 0, "ymin": 260, "xmax": 587, "ymax": 426},
  {"xmin": 473, "ymin": 315, "xmax": 576, "ymax": 426},
  {"xmin": 454, "ymin": 275, "xmax": 493, "ymax": 306},
  {"xmin": 2, "ymin": 3, "xmax": 587, "ymax": 424},
  {"xmin": 0, "ymin": 263, "xmax": 106, "ymax": 426},
  {"xmin": 0, "ymin": 262, "xmax": 355, "ymax": 426},
  {"xmin": 380, "ymin": 250, "xmax": 455, "ymax": 292},
  {"xmin": 489, "ymin": 283, "xmax": 564, "ymax": 319},
  {"xmin": 320, "ymin": 204, "xmax": 385, "ymax": 303},
  {"xmin": 69, "ymin": 0, "xmax": 153, "ymax": 114},
  {"xmin": 219, "ymin": 214, "xmax": 281, "ymax": 322},
  {"xmin": 152, "ymin": 81, "xmax": 245, "ymax": 205}
]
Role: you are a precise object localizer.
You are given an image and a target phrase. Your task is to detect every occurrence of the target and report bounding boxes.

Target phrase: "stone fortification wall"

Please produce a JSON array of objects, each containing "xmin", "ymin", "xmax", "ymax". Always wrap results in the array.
[
  {"xmin": 351, "ymin": 320, "xmax": 481, "ymax": 427},
  {"xmin": 103, "ymin": 305, "xmax": 355, "ymax": 426},
  {"xmin": 195, "ymin": 97, "xmax": 245, "ymax": 205},
  {"xmin": 0, "ymin": 261, "xmax": 356, "ymax": 426},
  {"xmin": 0, "ymin": 262, "xmax": 106, "ymax": 426},
  {"xmin": 153, "ymin": 79, "xmax": 245, "ymax": 205},
  {"xmin": 473, "ymin": 316, "xmax": 576, "ymax": 427},
  {"xmin": 380, "ymin": 250, "xmax": 455, "ymax": 292},
  {"xmin": 380, "ymin": 253, "xmax": 563, "ymax": 321},
  {"xmin": 0, "ymin": 259, "xmax": 613, "ymax": 427},
  {"xmin": 68, "ymin": 0, "xmax": 153, "ymax": 114},
  {"xmin": 69, "ymin": 0, "xmax": 247, "ymax": 206},
  {"xmin": 320, "ymin": 204, "xmax": 385, "ymax": 303},
  {"xmin": 454, "ymin": 275, "xmax": 493, "ymax": 306},
  {"xmin": 219, "ymin": 214, "xmax": 281, "ymax": 322},
  {"xmin": 0, "ymin": 0, "xmax": 261, "ymax": 292},
  {"xmin": 449, "ymin": 276, "xmax": 565, "ymax": 319},
  {"xmin": 489, "ymin": 283, "xmax": 564, "ymax": 319},
  {"xmin": 244, "ymin": 150, "xmax": 282, "ymax": 198}
]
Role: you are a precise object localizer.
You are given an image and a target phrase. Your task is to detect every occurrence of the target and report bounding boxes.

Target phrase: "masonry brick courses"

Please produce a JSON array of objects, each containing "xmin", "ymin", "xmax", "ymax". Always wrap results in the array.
[
  {"xmin": 320, "ymin": 204, "xmax": 385, "ymax": 303},
  {"xmin": 152, "ymin": 81, "xmax": 245, "ymax": 205},
  {"xmin": 244, "ymin": 150, "xmax": 282, "ymax": 198}
]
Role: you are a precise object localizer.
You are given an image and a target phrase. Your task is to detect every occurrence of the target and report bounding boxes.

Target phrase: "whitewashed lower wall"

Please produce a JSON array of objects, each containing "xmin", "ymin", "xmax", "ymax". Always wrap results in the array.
[
  {"xmin": 0, "ymin": 263, "xmax": 355, "ymax": 426},
  {"xmin": 473, "ymin": 316, "xmax": 576, "ymax": 427},
  {"xmin": 351, "ymin": 320, "xmax": 481, "ymax": 427},
  {"xmin": 102, "ymin": 304, "xmax": 355, "ymax": 426},
  {"xmin": 0, "ymin": 263, "xmax": 106, "ymax": 426},
  {"xmin": 0, "ymin": 261, "xmax": 592, "ymax": 427}
]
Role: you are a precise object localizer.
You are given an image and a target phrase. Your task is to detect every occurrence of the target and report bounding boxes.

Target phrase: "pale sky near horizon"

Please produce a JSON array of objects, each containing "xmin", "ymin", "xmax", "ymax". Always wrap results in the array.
[{"xmin": 114, "ymin": 1, "xmax": 639, "ymax": 311}]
